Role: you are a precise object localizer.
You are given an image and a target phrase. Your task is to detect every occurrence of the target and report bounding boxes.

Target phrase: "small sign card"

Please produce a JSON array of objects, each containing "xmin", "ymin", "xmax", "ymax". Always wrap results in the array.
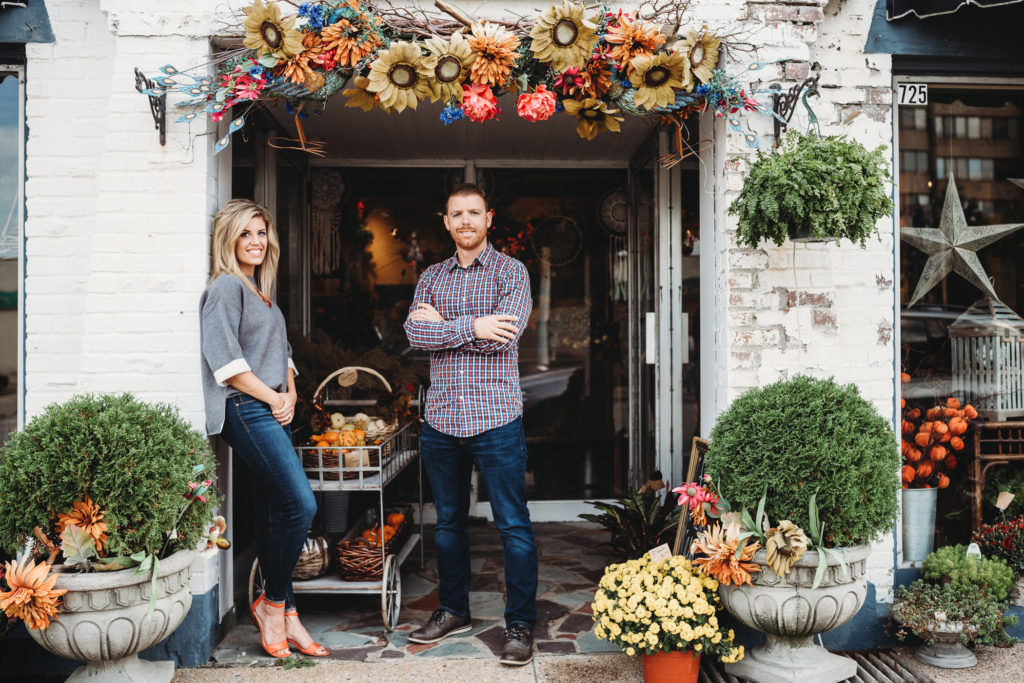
[
  {"xmin": 648, "ymin": 544, "xmax": 672, "ymax": 562},
  {"xmin": 934, "ymin": 611, "xmax": 947, "ymax": 623},
  {"xmin": 966, "ymin": 543, "xmax": 983, "ymax": 561},
  {"xmin": 996, "ymin": 491, "xmax": 1015, "ymax": 511}
]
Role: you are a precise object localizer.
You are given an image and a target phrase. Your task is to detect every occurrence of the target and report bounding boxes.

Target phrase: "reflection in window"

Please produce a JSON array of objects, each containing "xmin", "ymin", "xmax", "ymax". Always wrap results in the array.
[{"xmin": 0, "ymin": 71, "xmax": 20, "ymax": 443}]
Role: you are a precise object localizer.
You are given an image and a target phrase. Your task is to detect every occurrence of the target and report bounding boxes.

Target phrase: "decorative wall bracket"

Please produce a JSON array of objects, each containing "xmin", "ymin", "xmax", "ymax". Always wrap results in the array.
[
  {"xmin": 770, "ymin": 74, "xmax": 821, "ymax": 145},
  {"xmin": 134, "ymin": 67, "xmax": 166, "ymax": 146}
]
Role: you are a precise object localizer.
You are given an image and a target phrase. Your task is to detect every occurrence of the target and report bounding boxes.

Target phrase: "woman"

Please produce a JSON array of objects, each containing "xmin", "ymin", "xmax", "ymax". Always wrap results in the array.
[{"xmin": 200, "ymin": 199, "xmax": 327, "ymax": 659}]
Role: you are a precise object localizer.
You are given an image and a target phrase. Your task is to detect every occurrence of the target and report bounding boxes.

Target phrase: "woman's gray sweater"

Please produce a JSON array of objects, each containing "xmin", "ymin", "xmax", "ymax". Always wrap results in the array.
[{"xmin": 199, "ymin": 274, "xmax": 297, "ymax": 436}]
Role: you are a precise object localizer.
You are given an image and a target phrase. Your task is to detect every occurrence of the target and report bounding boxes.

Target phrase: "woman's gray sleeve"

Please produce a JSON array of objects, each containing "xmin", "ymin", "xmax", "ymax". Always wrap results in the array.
[{"xmin": 201, "ymin": 294, "xmax": 251, "ymax": 386}]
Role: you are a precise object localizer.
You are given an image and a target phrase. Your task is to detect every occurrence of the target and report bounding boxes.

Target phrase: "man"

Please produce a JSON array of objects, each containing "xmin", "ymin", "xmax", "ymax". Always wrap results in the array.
[{"xmin": 403, "ymin": 183, "xmax": 537, "ymax": 666}]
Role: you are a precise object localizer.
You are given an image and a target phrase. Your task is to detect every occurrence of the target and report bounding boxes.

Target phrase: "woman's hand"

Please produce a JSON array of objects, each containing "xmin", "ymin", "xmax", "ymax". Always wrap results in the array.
[{"xmin": 272, "ymin": 391, "xmax": 297, "ymax": 426}]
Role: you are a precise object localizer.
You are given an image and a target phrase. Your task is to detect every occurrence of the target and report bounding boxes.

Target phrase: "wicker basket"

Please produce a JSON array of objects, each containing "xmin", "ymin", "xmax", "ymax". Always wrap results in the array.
[
  {"xmin": 292, "ymin": 535, "xmax": 331, "ymax": 580},
  {"xmin": 302, "ymin": 447, "xmax": 380, "ymax": 481},
  {"xmin": 336, "ymin": 504, "xmax": 414, "ymax": 580}
]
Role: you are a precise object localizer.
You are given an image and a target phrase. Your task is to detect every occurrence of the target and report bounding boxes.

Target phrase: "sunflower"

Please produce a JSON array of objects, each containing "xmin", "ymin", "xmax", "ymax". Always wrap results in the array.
[
  {"xmin": 467, "ymin": 22, "xmax": 521, "ymax": 87},
  {"xmin": 0, "ymin": 556, "xmax": 67, "ymax": 630},
  {"xmin": 55, "ymin": 496, "xmax": 108, "ymax": 554},
  {"xmin": 367, "ymin": 42, "xmax": 434, "ymax": 112},
  {"xmin": 679, "ymin": 26, "xmax": 721, "ymax": 85},
  {"xmin": 321, "ymin": 16, "xmax": 383, "ymax": 68},
  {"xmin": 242, "ymin": 0, "xmax": 304, "ymax": 62},
  {"xmin": 691, "ymin": 522, "xmax": 761, "ymax": 587},
  {"xmin": 604, "ymin": 13, "xmax": 665, "ymax": 75},
  {"xmin": 630, "ymin": 51, "xmax": 690, "ymax": 109},
  {"xmin": 280, "ymin": 32, "xmax": 327, "ymax": 90},
  {"xmin": 343, "ymin": 75, "xmax": 379, "ymax": 112},
  {"xmin": 562, "ymin": 98, "xmax": 624, "ymax": 140},
  {"xmin": 764, "ymin": 520, "xmax": 809, "ymax": 577},
  {"xmin": 423, "ymin": 32, "xmax": 476, "ymax": 103},
  {"xmin": 529, "ymin": 1, "xmax": 599, "ymax": 72}
]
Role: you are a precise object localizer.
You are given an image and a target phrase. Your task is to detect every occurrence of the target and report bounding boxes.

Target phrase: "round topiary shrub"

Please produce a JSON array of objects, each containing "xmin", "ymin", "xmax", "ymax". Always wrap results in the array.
[
  {"xmin": 0, "ymin": 393, "xmax": 219, "ymax": 559},
  {"xmin": 705, "ymin": 375, "xmax": 899, "ymax": 547}
]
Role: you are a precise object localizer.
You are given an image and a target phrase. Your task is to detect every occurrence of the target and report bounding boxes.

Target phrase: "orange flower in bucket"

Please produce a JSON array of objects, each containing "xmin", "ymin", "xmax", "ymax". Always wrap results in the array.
[
  {"xmin": 691, "ymin": 522, "xmax": 761, "ymax": 587},
  {"xmin": 0, "ymin": 556, "xmax": 67, "ymax": 630},
  {"xmin": 55, "ymin": 496, "xmax": 108, "ymax": 554}
]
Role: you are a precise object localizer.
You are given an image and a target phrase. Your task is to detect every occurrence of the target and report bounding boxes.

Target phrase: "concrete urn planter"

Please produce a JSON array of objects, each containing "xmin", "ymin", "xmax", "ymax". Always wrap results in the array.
[
  {"xmin": 27, "ymin": 549, "xmax": 194, "ymax": 683},
  {"xmin": 717, "ymin": 544, "xmax": 871, "ymax": 683}
]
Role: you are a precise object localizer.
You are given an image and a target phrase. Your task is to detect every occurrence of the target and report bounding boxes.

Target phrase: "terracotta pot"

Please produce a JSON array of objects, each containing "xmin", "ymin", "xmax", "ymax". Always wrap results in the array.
[{"xmin": 641, "ymin": 650, "xmax": 700, "ymax": 683}]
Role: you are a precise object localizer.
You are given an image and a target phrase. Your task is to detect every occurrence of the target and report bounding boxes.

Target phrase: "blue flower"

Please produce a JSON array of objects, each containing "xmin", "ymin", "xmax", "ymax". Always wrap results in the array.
[
  {"xmin": 621, "ymin": 78, "xmax": 632, "ymax": 89},
  {"xmin": 555, "ymin": 100, "xmax": 565, "ymax": 113},
  {"xmin": 440, "ymin": 106, "xmax": 464, "ymax": 125},
  {"xmin": 298, "ymin": 3, "xmax": 312, "ymax": 17},
  {"xmin": 248, "ymin": 64, "xmax": 265, "ymax": 78}
]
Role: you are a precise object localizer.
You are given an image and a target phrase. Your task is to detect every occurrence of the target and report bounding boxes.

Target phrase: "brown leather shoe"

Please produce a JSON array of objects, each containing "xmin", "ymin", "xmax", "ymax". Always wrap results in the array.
[
  {"xmin": 499, "ymin": 623, "xmax": 533, "ymax": 666},
  {"xmin": 408, "ymin": 608, "xmax": 472, "ymax": 644}
]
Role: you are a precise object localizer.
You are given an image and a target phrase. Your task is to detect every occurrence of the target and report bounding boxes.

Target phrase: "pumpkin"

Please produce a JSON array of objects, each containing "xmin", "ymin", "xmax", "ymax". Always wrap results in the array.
[
  {"xmin": 914, "ymin": 432, "xmax": 930, "ymax": 448},
  {"xmin": 902, "ymin": 465, "xmax": 916, "ymax": 485},
  {"xmin": 926, "ymin": 406, "xmax": 943, "ymax": 421},
  {"xmin": 387, "ymin": 512, "xmax": 405, "ymax": 526},
  {"xmin": 916, "ymin": 461, "xmax": 934, "ymax": 479},
  {"xmin": 932, "ymin": 421, "xmax": 948, "ymax": 435},
  {"xmin": 964, "ymin": 404, "xmax": 978, "ymax": 419},
  {"xmin": 906, "ymin": 447, "xmax": 922, "ymax": 463},
  {"xmin": 929, "ymin": 445, "xmax": 947, "ymax": 462},
  {"xmin": 322, "ymin": 431, "xmax": 341, "ymax": 443},
  {"xmin": 944, "ymin": 454, "xmax": 957, "ymax": 470},
  {"xmin": 906, "ymin": 408, "xmax": 921, "ymax": 421},
  {"xmin": 949, "ymin": 436, "xmax": 964, "ymax": 452},
  {"xmin": 937, "ymin": 474, "xmax": 950, "ymax": 489},
  {"xmin": 946, "ymin": 397, "xmax": 961, "ymax": 410}
]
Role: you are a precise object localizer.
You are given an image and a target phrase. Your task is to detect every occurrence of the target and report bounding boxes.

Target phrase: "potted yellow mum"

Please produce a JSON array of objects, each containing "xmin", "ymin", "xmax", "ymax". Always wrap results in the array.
[{"xmin": 592, "ymin": 554, "xmax": 744, "ymax": 682}]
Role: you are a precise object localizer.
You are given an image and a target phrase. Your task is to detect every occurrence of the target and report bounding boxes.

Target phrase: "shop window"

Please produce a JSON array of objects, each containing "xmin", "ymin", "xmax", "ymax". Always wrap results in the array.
[
  {"xmin": 0, "ymin": 69, "xmax": 21, "ymax": 443},
  {"xmin": 898, "ymin": 85, "xmax": 1024, "ymax": 544}
]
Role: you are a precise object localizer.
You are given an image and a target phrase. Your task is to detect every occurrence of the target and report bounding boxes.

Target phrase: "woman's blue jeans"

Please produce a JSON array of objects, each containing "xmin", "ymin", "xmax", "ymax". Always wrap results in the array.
[
  {"xmin": 222, "ymin": 395, "xmax": 316, "ymax": 609},
  {"xmin": 420, "ymin": 417, "xmax": 538, "ymax": 629}
]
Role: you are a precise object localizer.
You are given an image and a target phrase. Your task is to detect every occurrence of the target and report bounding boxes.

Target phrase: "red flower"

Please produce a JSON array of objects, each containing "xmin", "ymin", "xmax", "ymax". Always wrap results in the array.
[
  {"xmin": 516, "ymin": 85, "xmax": 557, "ymax": 122},
  {"xmin": 461, "ymin": 84, "xmax": 500, "ymax": 123}
]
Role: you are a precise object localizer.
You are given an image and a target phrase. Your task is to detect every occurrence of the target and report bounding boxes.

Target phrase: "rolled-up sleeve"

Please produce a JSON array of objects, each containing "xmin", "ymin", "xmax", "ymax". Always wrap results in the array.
[
  {"xmin": 404, "ymin": 268, "xmax": 476, "ymax": 351},
  {"xmin": 201, "ymin": 295, "xmax": 251, "ymax": 387}
]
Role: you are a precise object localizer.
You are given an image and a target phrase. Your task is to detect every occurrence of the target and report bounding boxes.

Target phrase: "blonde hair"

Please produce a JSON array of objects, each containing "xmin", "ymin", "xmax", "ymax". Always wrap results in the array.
[{"xmin": 208, "ymin": 199, "xmax": 280, "ymax": 298}]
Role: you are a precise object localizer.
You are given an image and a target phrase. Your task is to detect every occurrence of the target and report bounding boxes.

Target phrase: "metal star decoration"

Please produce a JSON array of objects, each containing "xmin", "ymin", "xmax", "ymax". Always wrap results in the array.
[{"xmin": 901, "ymin": 174, "xmax": 1024, "ymax": 307}]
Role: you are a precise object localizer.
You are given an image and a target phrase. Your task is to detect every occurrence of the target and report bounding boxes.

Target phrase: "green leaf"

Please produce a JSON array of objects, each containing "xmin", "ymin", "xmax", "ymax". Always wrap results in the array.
[
  {"xmin": 92, "ymin": 555, "xmax": 138, "ymax": 572},
  {"xmin": 60, "ymin": 524, "xmax": 97, "ymax": 568},
  {"xmin": 741, "ymin": 507, "xmax": 757, "ymax": 534},
  {"xmin": 146, "ymin": 554, "xmax": 160, "ymax": 618},
  {"xmin": 134, "ymin": 553, "xmax": 153, "ymax": 576},
  {"xmin": 258, "ymin": 54, "xmax": 279, "ymax": 68},
  {"xmin": 755, "ymin": 491, "xmax": 767, "ymax": 529},
  {"xmin": 825, "ymin": 547, "xmax": 849, "ymax": 579},
  {"xmin": 812, "ymin": 550, "xmax": 828, "ymax": 589},
  {"xmin": 808, "ymin": 492, "xmax": 821, "ymax": 546}
]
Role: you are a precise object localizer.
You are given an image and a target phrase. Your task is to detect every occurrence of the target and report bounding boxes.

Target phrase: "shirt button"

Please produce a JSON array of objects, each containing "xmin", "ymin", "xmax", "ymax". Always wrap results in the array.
[{"xmin": 459, "ymin": 396, "xmax": 464, "ymax": 401}]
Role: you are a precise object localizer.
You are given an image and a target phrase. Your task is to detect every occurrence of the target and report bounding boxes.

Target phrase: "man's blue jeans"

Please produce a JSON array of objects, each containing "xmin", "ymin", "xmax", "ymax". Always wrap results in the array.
[
  {"xmin": 222, "ymin": 394, "xmax": 316, "ymax": 609},
  {"xmin": 420, "ymin": 417, "xmax": 538, "ymax": 629}
]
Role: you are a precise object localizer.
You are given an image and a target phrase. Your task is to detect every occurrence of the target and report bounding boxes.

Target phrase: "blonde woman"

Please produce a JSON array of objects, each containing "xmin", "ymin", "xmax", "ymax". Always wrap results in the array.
[{"xmin": 200, "ymin": 199, "xmax": 327, "ymax": 659}]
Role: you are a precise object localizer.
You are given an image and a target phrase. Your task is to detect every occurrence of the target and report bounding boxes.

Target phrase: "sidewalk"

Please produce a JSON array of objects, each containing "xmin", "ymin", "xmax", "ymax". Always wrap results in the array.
[{"xmin": 179, "ymin": 522, "xmax": 642, "ymax": 681}]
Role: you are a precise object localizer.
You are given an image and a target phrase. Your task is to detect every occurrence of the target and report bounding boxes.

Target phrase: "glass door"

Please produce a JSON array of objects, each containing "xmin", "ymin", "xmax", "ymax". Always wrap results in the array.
[{"xmin": 629, "ymin": 137, "xmax": 658, "ymax": 490}]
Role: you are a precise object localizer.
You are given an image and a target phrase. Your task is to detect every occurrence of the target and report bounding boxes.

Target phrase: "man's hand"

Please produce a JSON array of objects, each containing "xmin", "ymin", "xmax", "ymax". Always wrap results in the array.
[
  {"xmin": 409, "ymin": 303, "xmax": 444, "ymax": 323},
  {"xmin": 473, "ymin": 314, "xmax": 519, "ymax": 343}
]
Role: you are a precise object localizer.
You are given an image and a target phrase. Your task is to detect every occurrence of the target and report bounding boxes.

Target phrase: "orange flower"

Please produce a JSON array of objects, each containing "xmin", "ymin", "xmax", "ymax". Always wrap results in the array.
[
  {"xmin": 56, "ymin": 495, "xmax": 108, "ymax": 554},
  {"xmin": 603, "ymin": 13, "xmax": 665, "ymax": 74},
  {"xmin": 581, "ymin": 57, "xmax": 612, "ymax": 98},
  {"xmin": 691, "ymin": 522, "xmax": 761, "ymax": 587},
  {"xmin": 0, "ymin": 556, "xmax": 67, "ymax": 630},
  {"xmin": 321, "ymin": 17, "xmax": 382, "ymax": 68},
  {"xmin": 279, "ymin": 32, "xmax": 327, "ymax": 89},
  {"xmin": 467, "ymin": 22, "xmax": 521, "ymax": 87}
]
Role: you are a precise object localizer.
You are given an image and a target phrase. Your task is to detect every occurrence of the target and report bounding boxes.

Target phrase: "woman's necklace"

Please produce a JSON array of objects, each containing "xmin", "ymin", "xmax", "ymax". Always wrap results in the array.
[{"xmin": 255, "ymin": 288, "xmax": 272, "ymax": 307}]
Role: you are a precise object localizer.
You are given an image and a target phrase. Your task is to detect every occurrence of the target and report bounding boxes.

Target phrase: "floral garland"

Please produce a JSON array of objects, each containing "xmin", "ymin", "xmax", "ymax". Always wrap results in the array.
[{"xmin": 141, "ymin": 0, "xmax": 771, "ymax": 153}]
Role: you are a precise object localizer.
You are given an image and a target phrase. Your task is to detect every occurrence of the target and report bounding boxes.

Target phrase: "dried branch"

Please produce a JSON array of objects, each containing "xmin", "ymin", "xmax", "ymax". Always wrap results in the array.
[{"xmin": 434, "ymin": 0, "xmax": 473, "ymax": 27}]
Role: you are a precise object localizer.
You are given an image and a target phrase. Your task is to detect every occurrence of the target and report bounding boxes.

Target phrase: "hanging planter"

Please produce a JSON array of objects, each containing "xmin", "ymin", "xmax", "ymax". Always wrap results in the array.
[{"xmin": 728, "ymin": 131, "xmax": 894, "ymax": 248}]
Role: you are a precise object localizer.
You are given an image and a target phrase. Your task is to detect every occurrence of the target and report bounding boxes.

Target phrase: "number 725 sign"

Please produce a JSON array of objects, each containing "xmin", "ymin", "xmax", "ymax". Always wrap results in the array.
[{"xmin": 897, "ymin": 83, "xmax": 928, "ymax": 106}]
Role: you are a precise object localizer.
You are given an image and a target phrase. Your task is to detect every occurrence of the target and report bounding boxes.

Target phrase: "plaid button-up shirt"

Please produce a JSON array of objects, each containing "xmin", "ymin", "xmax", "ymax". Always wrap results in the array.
[{"xmin": 404, "ymin": 243, "xmax": 532, "ymax": 438}]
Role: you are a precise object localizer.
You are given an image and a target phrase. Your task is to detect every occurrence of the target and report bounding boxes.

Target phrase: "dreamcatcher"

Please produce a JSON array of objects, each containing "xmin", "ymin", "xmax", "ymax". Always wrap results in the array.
[
  {"xmin": 311, "ymin": 169, "xmax": 348, "ymax": 275},
  {"xmin": 599, "ymin": 188, "xmax": 629, "ymax": 301},
  {"xmin": 531, "ymin": 216, "xmax": 583, "ymax": 267}
]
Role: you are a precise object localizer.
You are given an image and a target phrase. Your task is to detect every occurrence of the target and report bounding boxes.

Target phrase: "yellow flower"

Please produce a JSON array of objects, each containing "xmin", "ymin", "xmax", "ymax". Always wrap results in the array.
[
  {"xmin": 595, "ymin": 625, "xmax": 606, "ymax": 639},
  {"xmin": 562, "ymin": 98, "xmax": 623, "ymax": 140},
  {"xmin": 530, "ymin": 1, "xmax": 600, "ymax": 71},
  {"xmin": 343, "ymin": 75, "xmax": 387, "ymax": 113},
  {"xmin": 765, "ymin": 520, "xmax": 809, "ymax": 577},
  {"xmin": 367, "ymin": 41, "xmax": 434, "ymax": 112},
  {"xmin": 423, "ymin": 31, "xmax": 476, "ymax": 103},
  {"xmin": 678, "ymin": 26, "xmax": 721, "ymax": 85},
  {"xmin": 630, "ymin": 51, "xmax": 691, "ymax": 109},
  {"xmin": 242, "ymin": 0, "xmax": 304, "ymax": 62},
  {"xmin": 625, "ymin": 647, "xmax": 635, "ymax": 656},
  {"xmin": 694, "ymin": 643, "xmax": 703, "ymax": 652}
]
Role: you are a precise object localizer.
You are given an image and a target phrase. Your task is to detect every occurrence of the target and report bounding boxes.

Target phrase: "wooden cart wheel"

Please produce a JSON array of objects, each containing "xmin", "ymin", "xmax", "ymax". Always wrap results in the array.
[
  {"xmin": 381, "ymin": 553, "xmax": 402, "ymax": 631},
  {"xmin": 248, "ymin": 558, "xmax": 265, "ymax": 613}
]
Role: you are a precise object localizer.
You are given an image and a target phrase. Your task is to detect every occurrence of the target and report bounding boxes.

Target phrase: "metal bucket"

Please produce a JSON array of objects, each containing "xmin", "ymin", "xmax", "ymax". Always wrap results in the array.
[{"xmin": 902, "ymin": 487, "xmax": 937, "ymax": 562}]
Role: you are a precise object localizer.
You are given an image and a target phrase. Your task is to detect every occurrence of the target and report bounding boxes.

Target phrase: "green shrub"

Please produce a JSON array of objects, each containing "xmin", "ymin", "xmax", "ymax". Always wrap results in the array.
[
  {"xmin": 704, "ymin": 375, "xmax": 900, "ymax": 547},
  {"xmin": 728, "ymin": 131, "xmax": 893, "ymax": 248},
  {"xmin": 893, "ymin": 580, "xmax": 1016, "ymax": 646},
  {"xmin": 921, "ymin": 545, "xmax": 1015, "ymax": 600},
  {"xmin": 0, "ymin": 393, "xmax": 219, "ymax": 559}
]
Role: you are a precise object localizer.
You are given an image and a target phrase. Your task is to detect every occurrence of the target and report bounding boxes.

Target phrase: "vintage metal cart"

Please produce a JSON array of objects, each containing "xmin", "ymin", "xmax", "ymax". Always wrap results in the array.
[{"xmin": 247, "ymin": 366, "xmax": 424, "ymax": 631}]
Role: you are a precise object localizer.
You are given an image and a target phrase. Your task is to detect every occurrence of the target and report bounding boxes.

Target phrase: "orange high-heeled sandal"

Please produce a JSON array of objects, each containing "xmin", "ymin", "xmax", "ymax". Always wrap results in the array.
[
  {"xmin": 284, "ymin": 609, "xmax": 330, "ymax": 657},
  {"xmin": 251, "ymin": 594, "xmax": 291, "ymax": 658}
]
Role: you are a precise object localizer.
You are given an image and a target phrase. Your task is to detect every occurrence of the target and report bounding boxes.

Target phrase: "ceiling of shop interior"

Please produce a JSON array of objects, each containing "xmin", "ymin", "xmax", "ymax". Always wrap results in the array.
[{"xmin": 265, "ymin": 94, "xmax": 658, "ymax": 164}]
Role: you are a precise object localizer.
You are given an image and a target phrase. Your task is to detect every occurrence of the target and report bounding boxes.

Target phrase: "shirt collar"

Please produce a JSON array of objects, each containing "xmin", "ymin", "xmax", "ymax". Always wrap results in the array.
[{"xmin": 446, "ymin": 242, "xmax": 495, "ymax": 271}]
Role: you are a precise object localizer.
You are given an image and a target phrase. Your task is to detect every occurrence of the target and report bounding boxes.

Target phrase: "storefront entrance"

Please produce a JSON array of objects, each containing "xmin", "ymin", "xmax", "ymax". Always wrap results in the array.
[{"xmin": 227, "ymin": 107, "xmax": 700, "ymax": 524}]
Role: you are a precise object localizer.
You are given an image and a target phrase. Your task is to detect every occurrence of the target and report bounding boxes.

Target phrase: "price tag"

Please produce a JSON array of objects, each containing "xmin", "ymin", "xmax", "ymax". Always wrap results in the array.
[
  {"xmin": 897, "ymin": 83, "xmax": 928, "ymax": 106},
  {"xmin": 934, "ymin": 611, "xmax": 947, "ymax": 623},
  {"xmin": 996, "ymin": 491, "xmax": 1015, "ymax": 511},
  {"xmin": 966, "ymin": 543, "xmax": 983, "ymax": 561},
  {"xmin": 648, "ymin": 544, "xmax": 672, "ymax": 562}
]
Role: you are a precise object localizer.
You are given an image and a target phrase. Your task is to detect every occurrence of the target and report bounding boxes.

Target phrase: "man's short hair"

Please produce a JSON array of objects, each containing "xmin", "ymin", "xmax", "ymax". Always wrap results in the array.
[{"xmin": 446, "ymin": 182, "xmax": 489, "ymax": 213}]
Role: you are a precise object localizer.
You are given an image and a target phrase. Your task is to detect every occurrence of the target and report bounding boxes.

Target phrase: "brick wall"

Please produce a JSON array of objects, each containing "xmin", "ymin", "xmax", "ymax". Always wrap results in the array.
[{"xmin": 24, "ymin": 0, "xmax": 221, "ymax": 428}]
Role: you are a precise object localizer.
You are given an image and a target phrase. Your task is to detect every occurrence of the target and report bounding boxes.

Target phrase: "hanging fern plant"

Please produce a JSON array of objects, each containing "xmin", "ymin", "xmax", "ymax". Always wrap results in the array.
[{"xmin": 728, "ymin": 131, "xmax": 894, "ymax": 248}]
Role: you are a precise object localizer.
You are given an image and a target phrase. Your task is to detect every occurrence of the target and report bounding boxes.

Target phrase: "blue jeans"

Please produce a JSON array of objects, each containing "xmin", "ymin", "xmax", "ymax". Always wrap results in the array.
[
  {"xmin": 222, "ymin": 395, "xmax": 316, "ymax": 609},
  {"xmin": 420, "ymin": 417, "xmax": 538, "ymax": 629}
]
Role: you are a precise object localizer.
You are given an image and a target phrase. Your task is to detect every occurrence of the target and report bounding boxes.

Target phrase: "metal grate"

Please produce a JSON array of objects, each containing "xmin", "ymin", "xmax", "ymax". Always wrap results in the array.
[{"xmin": 699, "ymin": 650, "xmax": 936, "ymax": 683}]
